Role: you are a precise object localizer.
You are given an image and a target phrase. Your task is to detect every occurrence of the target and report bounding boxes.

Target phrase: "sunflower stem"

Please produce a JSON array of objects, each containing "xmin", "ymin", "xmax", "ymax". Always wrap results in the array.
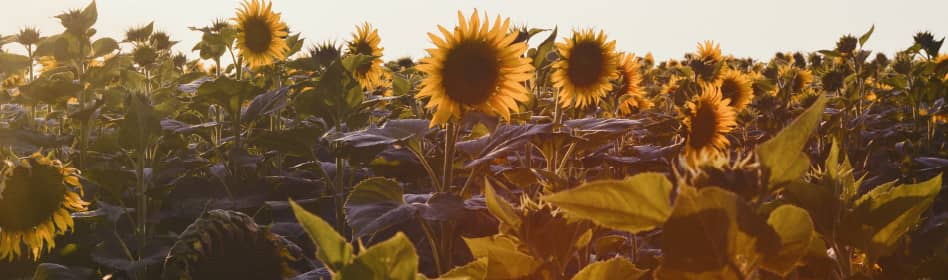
[{"xmin": 442, "ymin": 122, "xmax": 458, "ymax": 192}]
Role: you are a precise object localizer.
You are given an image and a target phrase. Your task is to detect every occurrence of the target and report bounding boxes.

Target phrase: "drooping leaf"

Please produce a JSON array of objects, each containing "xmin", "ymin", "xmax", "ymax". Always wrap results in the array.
[
  {"xmin": 757, "ymin": 96, "xmax": 826, "ymax": 189},
  {"xmin": 118, "ymin": 93, "xmax": 162, "ymax": 149},
  {"xmin": 335, "ymin": 232, "xmax": 419, "ymax": 280},
  {"xmin": 456, "ymin": 123, "xmax": 551, "ymax": 169},
  {"xmin": 290, "ymin": 199, "xmax": 353, "ymax": 272},
  {"xmin": 344, "ymin": 177, "xmax": 414, "ymax": 237},
  {"xmin": 90, "ymin": 37, "xmax": 118, "ymax": 58},
  {"xmin": 571, "ymin": 257, "xmax": 647, "ymax": 280},
  {"xmin": 31, "ymin": 263, "xmax": 94, "ymax": 280},
  {"xmin": 542, "ymin": 173, "xmax": 673, "ymax": 233},
  {"xmin": 0, "ymin": 53, "xmax": 31, "ymax": 74},
  {"xmin": 760, "ymin": 205, "xmax": 816, "ymax": 276},
  {"xmin": 655, "ymin": 187, "xmax": 780, "ymax": 279},
  {"xmin": 242, "ymin": 86, "xmax": 288, "ymax": 122},
  {"xmin": 463, "ymin": 235, "xmax": 541, "ymax": 279}
]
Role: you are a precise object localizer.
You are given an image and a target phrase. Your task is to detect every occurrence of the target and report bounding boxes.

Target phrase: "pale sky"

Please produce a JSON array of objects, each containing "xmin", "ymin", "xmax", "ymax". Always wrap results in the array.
[{"xmin": 1, "ymin": 0, "xmax": 945, "ymax": 62}]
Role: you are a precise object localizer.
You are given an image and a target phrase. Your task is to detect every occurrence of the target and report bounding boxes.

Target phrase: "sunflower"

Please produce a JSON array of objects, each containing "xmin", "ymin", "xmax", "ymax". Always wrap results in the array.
[
  {"xmin": 716, "ymin": 69, "xmax": 754, "ymax": 111},
  {"xmin": 0, "ymin": 152, "xmax": 88, "ymax": 261},
  {"xmin": 233, "ymin": 0, "xmax": 289, "ymax": 68},
  {"xmin": 347, "ymin": 22, "xmax": 385, "ymax": 88},
  {"xmin": 163, "ymin": 210, "xmax": 305, "ymax": 280},
  {"xmin": 615, "ymin": 53, "xmax": 649, "ymax": 115},
  {"xmin": 552, "ymin": 29, "xmax": 619, "ymax": 109},
  {"xmin": 681, "ymin": 84, "xmax": 738, "ymax": 166},
  {"xmin": 661, "ymin": 76, "xmax": 682, "ymax": 95},
  {"xmin": 780, "ymin": 66, "xmax": 813, "ymax": 93},
  {"xmin": 691, "ymin": 41, "xmax": 724, "ymax": 82},
  {"xmin": 415, "ymin": 10, "xmax": 534, "ymax": 126}
]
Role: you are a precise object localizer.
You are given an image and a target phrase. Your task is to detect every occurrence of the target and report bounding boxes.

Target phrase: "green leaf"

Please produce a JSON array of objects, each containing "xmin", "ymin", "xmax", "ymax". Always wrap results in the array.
[
  {"xmin": 118, "ymin": 93, "xmax": 162, "ymax": 149},
  {"xmin": 542, "ymin": 172, "xmax": 673, "ymax": 233},
  {"xmin": 484, "ymin": 181, "xmax": 521, "ymax": 230},
  {"xmin": 81, "ymin": 1, "xmax": 98, "ymax": 28},
  {"xmin": 31, "ymin": 263, "xmax": 92, "ymax": 280},
  {"xmin": 439, "ymin": 258, "xmax": 488, "ymax": 280},
  {"xmin": 90, "ymin": 37, "xmax": 118, "ymax": 58},
  {"xmin": 335, "ymin": 232, "xmax": 419, "ymax": 280},
  {"xmin": 760, "ymin": 205, "xmax": 816, "ymax": 276},
  {"xmin": 532, "ymin": 27, "xmax": 557, "ymax": 68},
  {"xmin": 194, "ymin": 77, "xmax": 259, "ymax": 115},
  {"xmin": 0, "ymin": 53, "xmax": 31, "ymax": 74},
  {"xmin": 289, "ymin": 199, "xmax": 353, "ymax": 272},
  {"xmin": 757, "ymin": 96, "xmax": 826, "ymax": 189},
  {"xmin": 859, "ymin": 25, "xmax": 875, "ymax": 46},
  {"xmin": 847, "ymin": 174, "xmax": 943, "ymax": 258},
  {"xmin": 464, "ymin": 235, "xmax": 541, "ymax": 279},
  {"xmin": 655, "ymin": 187, "xmax": 780, "ymax": 279},
  {"xmin": 571, "ymin": 257, "xmax": 647, "ymax": 280},
  {"xmin": 342, "ymin": 54, "xmax": 375, "ymax": 74},
  {"xmin": 345, "ymin": 177, "xmax": 416, "ymax": 237}
]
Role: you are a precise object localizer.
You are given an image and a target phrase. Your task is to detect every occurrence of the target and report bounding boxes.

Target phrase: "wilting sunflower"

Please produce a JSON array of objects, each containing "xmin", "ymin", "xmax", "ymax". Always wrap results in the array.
[
  {"xmin": 681, "ymin": 84, "xmax": 738, "ymax": 166},
  {"xmin": 552, "ymin": 29, "xmax": 619, "ymax": 109},
  {"xmin": 615, "ymin": 53, "xmax": 649, "ymax": 115},
  {"xmin": 415, "ymin": 10, "xmax": 534, "ymax": 126},
  {"xmin": 0, "ymin": 152, "xmax": 88, "ymax": 261},
  {"xmin": 716, "ymin": 69, "xmax": 754, "ymax": 111},
  {"xmin": 347, "ymin": 22, "xmax": 385, "ymax": 88},
  {"xmin": 233, "ymin": 0, "xmax": 289, "ymax": 68},
  {"xmin": 163, "ymin": 210, "xmax": 305, "ymax": 280}
]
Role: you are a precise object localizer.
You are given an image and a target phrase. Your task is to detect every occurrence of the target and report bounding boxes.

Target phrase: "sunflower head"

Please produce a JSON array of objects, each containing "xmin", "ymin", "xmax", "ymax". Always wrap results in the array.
[
  {"xmin": 150, "ymin": 31, "xmax": 176, "ymax": 51},
  {"xmin": 615, "ymin": 53, "xmax": 649, "ymax": 115},
  {"xmin": 133, "ymin": 45, "xmax": 158, "ymax": 67},
  {"xmin": 716, "ymin": 69, "xmax": 754, "ymax": 111},
  {"xmin": 308, "ymin": 41, "xmax": 342, "ymax": 70},
  {"xmin": 691, "ymin": 40, "xmax": 724, "ymax": 82},
  {"xmin": 835, "ymin": 35, "xmax": 858, "ymax": 56},
  {"xmin": 162, "ymin": 210, "xmax": 304, "ymax": 280},
  {"xmin": 681, "ymin": 84, "xmax": 738, "ymax": 166},
  {"xmin": 0, "ymin": 152, "xmax": 88, "ymax": 261},
  {"xmin": 679, "ymin": 153, "xmax": 763, "ymax": 201},
  {"xmin": 821, "ymin": 70, "xmax": 846, "ymax": 92},
  {"xmin": 347, "ymin": 22, "xmax": 385, "ymax": 88},
  {"xmin": 914, "ymin": 31, "xmax": 944, "ymax": 57},
  {"xmin": 552, "ymin": 29, "xmax": 619, "ymax": 109},
  {"xmin": 415, "ymin": 10, "xmax": 534, "ymax": 127},
  {"xmin": 234, "ymin": 0, "xmax": 289, "ymax": 68},
  {"xmin": 15, "ymin": 27, "xmax": 41, "ymax": 46},
  {"xmin": 124, "ymin": 23, "xmax": 154, "ymax": 43},
  {"xmin": 789, "ymin": 68, "xmax": 813, "ymax": 93}
]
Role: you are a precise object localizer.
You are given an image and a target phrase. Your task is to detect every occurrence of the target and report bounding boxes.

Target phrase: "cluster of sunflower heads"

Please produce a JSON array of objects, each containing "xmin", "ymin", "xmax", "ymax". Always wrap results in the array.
[
  {"xmin": 162, "ymin": 209, "xmax": 305, "ymax": 280},
  {"xmin": 0, "ymin": 151, "xmax": 87, "ymax": 261}
]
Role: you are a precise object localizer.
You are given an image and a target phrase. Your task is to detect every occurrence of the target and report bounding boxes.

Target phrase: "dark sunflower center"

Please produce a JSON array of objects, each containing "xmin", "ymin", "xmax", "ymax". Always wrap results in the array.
[
  {"xmin": 191, "ymin": 229, "xmax": 285, "ymax": 280},
  {"xmin": 567, "ymin": 41, "xmax": 606, "ymax": 87},
  {"xmin": 689, "ymin": 103, "xmax": 719, "ymax": 149},
  {"xmin": 243, "ymin": 17, "xmax": 273, "ymax": 53},
  {"xmin": 0, "ymin": 163, "xmax": 67, "ymax": 231},
  {"xmin": 719, "ymin": 79, "xmax": 741, "ymax": 105},
  {"xmin": 441, "ymin": 40, "xmax": 500, "ymax": 106}
]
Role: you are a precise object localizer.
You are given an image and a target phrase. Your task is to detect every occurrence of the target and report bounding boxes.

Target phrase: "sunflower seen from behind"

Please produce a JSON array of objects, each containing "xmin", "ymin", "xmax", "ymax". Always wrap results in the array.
[
  {"xmin": 716, "ymin": 68, "xmax": 754, "ymax": 111},
  {"xmin": 615, "ymin": 53, "xmax": 651, "ymax": 115},
  {"xmin": 415, "ymin": 10, "xmax": 534, "ymax": 127},
  {"xmin": 0, "ymin": 152, "xmax": 88, "ymax": 261},
  {"xmin": 552, "ymin": 29, "xmax": 619, "ymax": 109},
  {"xmin": 681, "ymin": 84, "xmax": 737, "ymax": 166},
  {"xmin": 692, "ymin": 40, "xmax": 724, "ymax": 82},
  {"xmin": 347, "ymin": 22, "xmax": 385, "ymax": 88},
  {"xmin": 234, "ymin": 0, "xmax": 289, "ymax": 68}
]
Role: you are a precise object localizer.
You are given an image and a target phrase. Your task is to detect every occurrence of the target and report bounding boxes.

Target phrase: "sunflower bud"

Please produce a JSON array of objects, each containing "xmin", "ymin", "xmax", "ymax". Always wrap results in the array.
[
  {"xmin": 821, "ymin": 70, "xmax": 845, "ymax": 92},
  {"xmin": 133, "ymin": 45, "xmax": 157, "ymax": 66},
  {"xmin": 15, "ymin": 27, "xmax": 41, "ymax": 46}
]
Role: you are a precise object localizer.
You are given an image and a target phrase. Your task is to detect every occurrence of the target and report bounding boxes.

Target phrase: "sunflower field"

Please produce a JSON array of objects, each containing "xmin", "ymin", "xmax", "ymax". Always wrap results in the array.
[{"xmin": 1, "ymin": 1, "xmax": 946, "ymax": 279}]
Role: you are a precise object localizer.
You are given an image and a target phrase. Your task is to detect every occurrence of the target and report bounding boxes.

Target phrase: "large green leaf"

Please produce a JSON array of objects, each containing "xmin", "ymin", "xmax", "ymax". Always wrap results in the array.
[
  {"xmin": 90, "ymin": 37, "xmax": 118, "ymax": 58},
  {"xmin": 484, "ymin": 181, "xmax": 521, "ymax": 230},
  {"xmin": 344, "ymin": 177, "xmax": 415, "ymax": 237},
  {"xmin": 655, "ymin": 187, "xmax": 780, "ymax": 279},
  {"xmin": 335, "ymin": 232, "xmax": 419, "ymax": 280},
  {"xmin": 194, "ymin": 76, "xmax": 259, "ymax": 115},
  {"xmin": 757, "ymin": 96, "xmax": 826, "ymax": 189},
  {"xmin": 290, "ymin": 199, "xmax": 353, "ymax": 272},
  {"xmin": 464, "ymin": 235, "xmax": 541, "ymax": 279},
  {"xmin": 760, "ymin": 205, "xmax": 816, "ymax": 276},
  {"xmin": 0, "ymin": 53, "xmax": 30, "ymax": 74},
  {"xmin": 118, "ymin": 93, "xmax": 162, "ymax": 149},
  {"xmin": 542, "ymin": 172, "xmax": 673, "ymax": 233},
  {"xmin": 571, "ymin": 257, "xmax": 647, "ymax": 280},
  {"xmin": 846, "ymin": 174, "xmax": 943, "ymax": 259},
  {"xmin": 532, "ymin": 27, "xmax": 557, "ymax": 68},
  {"xmin": 438, "ymin": 258, "xmax": 487, "ymax": 280}
]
